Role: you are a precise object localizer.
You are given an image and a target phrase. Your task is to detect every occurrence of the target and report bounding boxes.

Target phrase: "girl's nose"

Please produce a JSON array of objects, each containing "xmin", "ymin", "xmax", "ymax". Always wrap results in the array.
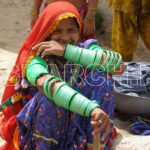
[{"xmin": 60, "ymin": 32, "xmax": 70, "ymax": 43}]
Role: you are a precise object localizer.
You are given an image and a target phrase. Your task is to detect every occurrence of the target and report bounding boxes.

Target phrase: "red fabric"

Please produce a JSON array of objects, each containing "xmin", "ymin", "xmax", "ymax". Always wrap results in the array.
[
  {"xmin": 0, "ymin": 116, "xmax": 17, "ymax": 150},
  {"xmin": 111, "ymin": 127, "xmax": 118, "ymax": 139},
  {"xmin": 0, "ymin": 2, "xmax": 82, "ymax": 149},
  {"xmin": 2, "ymin": 103, "xmax": 22, "ymax": 121},
  {"xmin": 0, "ymin": 142, "xmax": 16, "ymax": 150},
  {"xmin": 1, "ymin": 116, "xmax": 17, "ymax": 141}
]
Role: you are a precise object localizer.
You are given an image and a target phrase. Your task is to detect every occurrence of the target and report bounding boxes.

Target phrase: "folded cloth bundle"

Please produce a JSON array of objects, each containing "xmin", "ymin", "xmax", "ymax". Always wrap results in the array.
[{"xmin": 130, "ymin": 117, "xmax": 150, "ymax": 135}]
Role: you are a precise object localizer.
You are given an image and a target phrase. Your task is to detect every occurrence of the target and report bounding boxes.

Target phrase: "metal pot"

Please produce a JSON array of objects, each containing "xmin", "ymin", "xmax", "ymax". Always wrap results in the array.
[{"xmin": 114, "ymin": 91, "xmax": 150, "ymax": 115}]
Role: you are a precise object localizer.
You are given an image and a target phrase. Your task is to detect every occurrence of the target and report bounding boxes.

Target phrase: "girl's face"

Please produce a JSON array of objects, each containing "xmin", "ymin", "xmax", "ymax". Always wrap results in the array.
[{"xmin": 50, "ymin": 17, "xmax": 79, "ymax": 45}]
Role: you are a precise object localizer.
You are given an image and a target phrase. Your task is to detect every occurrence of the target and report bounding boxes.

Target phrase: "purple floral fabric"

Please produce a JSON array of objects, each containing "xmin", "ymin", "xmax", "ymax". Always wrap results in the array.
[{"xmin": 17, "ymin": 40, "xmax": 114, "ymax": 150}]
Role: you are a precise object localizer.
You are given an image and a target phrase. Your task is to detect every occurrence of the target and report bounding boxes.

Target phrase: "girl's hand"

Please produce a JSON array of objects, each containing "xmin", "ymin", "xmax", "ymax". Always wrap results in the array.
[
  {"xmin": 32, "ymin": 40, "xmax": 66, "ymax": 58},
  {"xmin": 90, "ymin": 107, "xmax": 111, "ymax": 141},
  {"xmin": 82, "ymin": 16, "xmax": 95, "ymax": 38}
]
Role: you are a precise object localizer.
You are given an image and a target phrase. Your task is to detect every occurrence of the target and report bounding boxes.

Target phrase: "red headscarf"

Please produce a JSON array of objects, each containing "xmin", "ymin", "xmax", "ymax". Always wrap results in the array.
[{"xmin": 0, "ymin": 2, "xmax": 82, "ymax": 149}]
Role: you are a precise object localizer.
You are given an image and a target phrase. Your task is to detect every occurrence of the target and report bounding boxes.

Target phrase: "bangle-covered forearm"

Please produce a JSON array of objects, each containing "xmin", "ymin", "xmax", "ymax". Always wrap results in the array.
[
  {"xmin": 42, "ymin": 76, "xmax": 100, "ymax": 117},
  {"xmin": 64, "ymin": 44, "xmax": 123, "ymax": 73}
]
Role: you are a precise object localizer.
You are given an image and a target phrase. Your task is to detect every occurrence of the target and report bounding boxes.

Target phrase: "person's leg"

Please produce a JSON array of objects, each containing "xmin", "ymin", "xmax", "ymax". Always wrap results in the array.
[
  {"xmin": 139, "ymin": 14, "xmax": 150, "ymax": 52},
  {"xmin": 112, "ymin": 10, "xmax": 139, "ymax": 61}
]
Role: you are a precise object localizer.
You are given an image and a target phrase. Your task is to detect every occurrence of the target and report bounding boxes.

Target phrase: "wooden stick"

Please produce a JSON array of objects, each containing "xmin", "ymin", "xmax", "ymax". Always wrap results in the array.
[{"xmin": 93, "ymin": 126, "xmax": 100, "ymax": 150}]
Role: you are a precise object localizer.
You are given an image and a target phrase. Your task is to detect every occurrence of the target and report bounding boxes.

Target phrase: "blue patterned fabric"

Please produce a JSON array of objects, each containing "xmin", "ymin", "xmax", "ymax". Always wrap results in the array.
[
  {"xmin": 17, "ymin": 40, "xmax": 114, "ymax": 150},
  {"xmin": 113, "ymin": 62, "xmax": 150, "ymax": 98},
  {"xmin": 130, "ymin": 118, "xmax": 150, "ymax": 135}
]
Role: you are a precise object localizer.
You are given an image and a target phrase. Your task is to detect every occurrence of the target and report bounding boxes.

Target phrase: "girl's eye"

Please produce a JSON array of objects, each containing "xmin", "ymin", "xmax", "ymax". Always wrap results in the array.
[
  {"xmin": 53, "ymin": 29, "xmax": 61, "ymax": 34},
  {"xmin": 68, "ymin": 28, "xmax": 77, "ymax": 33}
]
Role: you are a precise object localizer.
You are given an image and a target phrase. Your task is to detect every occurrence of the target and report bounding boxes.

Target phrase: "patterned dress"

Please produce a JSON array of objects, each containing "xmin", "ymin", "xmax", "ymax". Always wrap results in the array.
[
  {"xmin": 108, "ymin": 0, "xmax": 150, "ymax": 61},
  {"xmin": 17, "ymin": 40, "xmax": 114, "ymax": 150},
  {"xmin": 108, "ymin": 0, "xmax": 150, "ymax": 14}
]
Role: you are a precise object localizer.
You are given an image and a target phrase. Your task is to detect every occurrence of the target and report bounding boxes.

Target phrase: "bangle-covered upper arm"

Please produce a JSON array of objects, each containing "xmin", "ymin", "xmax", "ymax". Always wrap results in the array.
[{"xmin": 26, "ymin": 56, "xmax": 49, "ymax": 86}]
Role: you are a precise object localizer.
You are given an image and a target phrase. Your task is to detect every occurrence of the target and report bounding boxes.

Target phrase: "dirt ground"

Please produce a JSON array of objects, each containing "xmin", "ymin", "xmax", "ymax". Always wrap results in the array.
[{"xmin": 0, "ymin": 0, "xmax": 150, "ymax": 149}]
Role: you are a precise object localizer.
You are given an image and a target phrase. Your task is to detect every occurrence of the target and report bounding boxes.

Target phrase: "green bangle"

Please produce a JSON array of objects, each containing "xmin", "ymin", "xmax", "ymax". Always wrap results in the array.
[
  {"xmin": 88, "ymin": 44, "xmax": 104, "ymax": 51},
  {"xmin": 65, "ymin": 44, "xmax": 82, "ymax": 63},
  {"xmin": 79, "ymin": 98, "xmax": 91, "ymax": 116},
  {"xmin": 106, "ymin": 51, "xmax": 116, "ymax": 71},
  {"xmin": 72, "ymin": 47, "xmax": 83, "ymax": 63},
  {"xmin": 102, "ymin": 50, "xmax": 114, "ymax": 72},
  {"xmin": 108, "ymin": 53, "xmax": 122, "ymax": 72},
  {"xmin": 88, "ymin": 44, "xmax": 104, "ymax": 69},
  {"xmin": 106, "ymin": 51, "xmax": 114, "ymax": 71},
  {"xmin": 29, "ymin": 56, "xmax": 48, "ymax": 67},
  {"xmin": 47, "ymin": 77, "xmax": 61, "ymax": 99},
  {"xmin": 43, "ymin": 76, "xmax": 55, "ymax": 99},
  {"xmin": 85, "ymin": 100, "xmax": 100, "ymax": 117},
  {"xmin": 53, "ymin": 85, "xmax": 77, "ymax": 109},
  {"xmin": 26, "ymin": 56, "xmax": 49, "ymax": 86},
  {"xmin": 93, "ymin": 50, "xmax": 103, "ymax": 69},
  {"xmin": 77, "ymin": 48, "xmax": 83, "ymax": 64},
  {"xmin": 79, "ymin": 50, "xmax": 96, "ymax": 67},
  {"xmin": 88, "ymin": 44, "xmax": 121, "ymax": 72},
  {"xmin": 69, "ymin": 93, "xmax": 87, "ymax": 115},
  {"xmin": 67, "ymin": 88, "xmax": 100, "ymax": 117},
  {"xmin": 101, "ymin": 50, "xmax": 110, "ymax": 71},
  {"xmin": 26, "ymin": 64, "xmax": 49, "ymax": 86},
  {"xmin": 86, "ymin": 50, "xmax": 97, "ymax": 69},
  {"xmin": 64, "ymin": 44, "xmax": 73, "ymax": 60},
  {"xmin": 63, "ymin": 85, "xmax": 78, "ymax": 109},
  {"xmin": 53, "ymin": 82, "xmax": 67, "ymax": 99},
  {"xmin": 65, "ymin": 44, "xmax": 77, "ymax": 62},
  {"xmin": 66, "ymin": 92, "xmax": 78, "ymax": 110},
  {"xmin": 54, "ymin": 90, "xmax": 71, "ymax": 109}
]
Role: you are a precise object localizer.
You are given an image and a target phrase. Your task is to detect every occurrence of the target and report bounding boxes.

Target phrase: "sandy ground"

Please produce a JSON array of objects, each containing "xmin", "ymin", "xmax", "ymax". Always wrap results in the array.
[{"xmin": 0, "ymin": 0, "xmax": 150, "ymax": 149}]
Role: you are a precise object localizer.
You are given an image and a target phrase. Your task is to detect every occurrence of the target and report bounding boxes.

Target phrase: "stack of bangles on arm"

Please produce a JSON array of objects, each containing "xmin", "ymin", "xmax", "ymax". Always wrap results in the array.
[
  {"xmin": 26, "ymin": 56, "xmax": 100, "ymax": 117},
  {"xmin": 64, "ymin": 44, "xmax": 122, "ymax": 72}
]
